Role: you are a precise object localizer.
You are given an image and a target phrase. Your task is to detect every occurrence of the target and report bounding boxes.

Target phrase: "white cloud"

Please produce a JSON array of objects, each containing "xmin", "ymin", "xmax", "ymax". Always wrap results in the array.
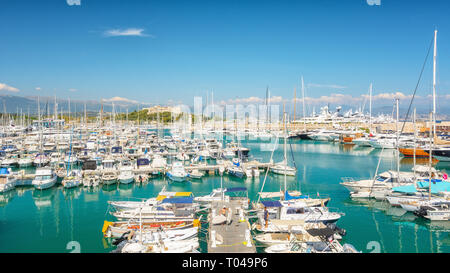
[
  {"xmin": 293, "ymin": 93, "xmax": 362, "ymax": 105},
  {"xmin": 216, "ymin": 90, "xmax": 447, "ymax": 107},
  {"xmin": 101, "ymin": 96, "xmax": 139, "ymax": 104},
  {"xmin": 0, "ymin": 83, "xmax": 20, "ymax": 92},
  {"xmin": 69, "ymin": 88, "xmax": 77, "ymax": 92},
  {"xmin": 370, "ymin": 92, "xmax": 412, "ymax": 100},
  {"xmin": 104, "ymin": 28, "xmax": 151, "ymax": 37},
  {"xmin": 35, "ymin": 87, "xmax": 41, "ymax": 91}
]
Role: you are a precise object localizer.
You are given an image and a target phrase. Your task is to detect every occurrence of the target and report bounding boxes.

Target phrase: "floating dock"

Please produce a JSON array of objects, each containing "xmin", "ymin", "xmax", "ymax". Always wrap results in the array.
[
  {"xmin": 12, "ymin": 161, "xmax": 274, "ymax": 181},
  {"xmin": 207, "ymin": 199, "xmax": 256, "ymax": 253}
]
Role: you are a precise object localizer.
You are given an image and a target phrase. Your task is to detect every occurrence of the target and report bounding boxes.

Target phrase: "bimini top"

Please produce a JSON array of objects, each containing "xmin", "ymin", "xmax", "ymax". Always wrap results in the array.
[
  {"xmin": 0, "ymin": 168, "xmax": 9, "ymax": 175},
  {"xmin": 261, "ymin": 200, "xmax": 282, "ymax": 207},
  {"xmin": 225, "ymin": 187, "xmax": 247, "ymax": 192}
]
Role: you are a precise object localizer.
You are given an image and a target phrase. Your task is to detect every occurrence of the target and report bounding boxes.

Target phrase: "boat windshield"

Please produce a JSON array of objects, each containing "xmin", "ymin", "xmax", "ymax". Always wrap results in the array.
[
  {"xmin": 36, "ymin": 175, "xmax": 52, "ymax": 180},
  {"xmin": 287, "ymin": 208, "xmax": 305, "ymax": 214}
]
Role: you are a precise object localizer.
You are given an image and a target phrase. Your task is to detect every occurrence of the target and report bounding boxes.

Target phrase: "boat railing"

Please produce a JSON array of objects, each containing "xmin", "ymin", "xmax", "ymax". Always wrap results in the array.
[
  {"xmin": 340, "ymin": 177, "xmax": 356, "ymax": 183},
  {"xmin": 109, "ymin": 196, "xmax": 149, "ymax": 202}
]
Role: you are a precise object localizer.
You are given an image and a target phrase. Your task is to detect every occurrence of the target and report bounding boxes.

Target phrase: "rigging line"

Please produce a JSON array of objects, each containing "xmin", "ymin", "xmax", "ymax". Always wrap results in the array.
[
  {"xmin": 288, "ymin": 135, "xmax": 297, "ymax": 169},
  {"xmin": 256, "ymin": 134, "xmax": 279, "ymax": 204},
  {"xmin": 400, "ymin": 36, "xmax": 434, "ymax": 134},
  {"xmin": 369, "ymin": 145, "xmax": 385, "ymax": 196}
]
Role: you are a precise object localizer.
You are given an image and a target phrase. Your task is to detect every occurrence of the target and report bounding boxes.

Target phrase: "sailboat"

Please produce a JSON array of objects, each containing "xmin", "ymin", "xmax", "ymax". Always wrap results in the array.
[
  {"xmin": 254, "ymin": 113, "xmax": 339, "ymax": 232},
  {"xmin": 62, "ymin": 128, "xmax": 82, "ymax": 189},
  {"xmin": 270, "ymin": 113, "xmax": 297, "ymax": 176}
]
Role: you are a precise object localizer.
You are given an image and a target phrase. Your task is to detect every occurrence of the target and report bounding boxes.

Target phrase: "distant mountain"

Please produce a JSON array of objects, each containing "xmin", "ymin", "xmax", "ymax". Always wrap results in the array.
[
  {"xmin": 0, "ymin": 94, "xmax": 143, "ymax": 115},
  {"xmin": 0, "ymin": 94, "xmax": 448, "ymax": 120}
]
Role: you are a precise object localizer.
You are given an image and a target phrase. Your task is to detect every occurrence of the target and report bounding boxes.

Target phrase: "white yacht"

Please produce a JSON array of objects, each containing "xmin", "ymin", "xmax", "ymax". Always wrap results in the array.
[
  {"xmin": 33, "ymin": 153, "xmax": 49, "ymax": 167},
  {"xmin": 18, "ymin": 155, "xmax": 33, "ymax": 167},
  {"xmin": 256, "ymin": 200, "xmax": 343, "ymax": 232},
  {"xmin": 166, "ymin": 162, "xmax": 188, "ymax": 182},
  {"xmin": 270, "ymin": 160, "xmax": 297, "ymax": 176},
  {"xmin": 194, "ymin": 188, "xmax": 226, "ymax": 203},
  {"xmin": 118, "ymin": 160, "xmax": 134, "ymax": 184},
  {"xmin": 32, "ymin": 168, "xmax": 58, "ymax": 190},
  {"xmin": 1, "ymin": 155, "xmax": 18, "ymax": 167}
]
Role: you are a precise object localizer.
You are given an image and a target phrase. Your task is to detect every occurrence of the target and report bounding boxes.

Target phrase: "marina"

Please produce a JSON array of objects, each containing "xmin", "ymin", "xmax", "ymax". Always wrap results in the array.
[
  {"xmin": 0, "ymin": 0, "xmax": 449, "ymax": 257},
  {"xmin": 0, "ymin": 124, "xmax": 449, "ymax": 253}
]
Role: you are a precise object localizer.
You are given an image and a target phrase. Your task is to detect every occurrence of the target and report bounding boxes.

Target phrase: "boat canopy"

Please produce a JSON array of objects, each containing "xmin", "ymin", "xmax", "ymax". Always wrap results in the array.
[
  {"xmin": 156, "ymin": 192, "xmax": 193, "ymax": 200},
  {"xmin": 175, "ymin": 192, "xmax": 192, "ymax": 197},
  {"xmin": 161, "ymin": 197, "xmax": 193, "ymax": 204},
  {"xmin": 81, "ymin": 160, "xmax": 97, "ymax": 170},
  {"xmin": 392, "ymin": 181, "xmax": 450, "ymax": 194},
  {"xmin": 226, "ymin": 187, "xmax": 247, "ymax": 192},
  {"xmin": 306, "ymin": 227, "xmax": 336, "ymax": 237},
  {"xmin": 0, "ymin": 168, "xmax": 9, "ymax": 175},
  {"xmin": 261, "ymin": 200, "xmax": 282, "ymax": 207},
  {"xmin": 137, "ymin": 158, "xmax": 150, "ymax": 166},
  {"xmin": 284, "ymin": 191, "xmax": 309, "ymax": 200},
  {"xmin": 111, "ymin": 146, "xmax": 123, "ymax": 153},
  {"xmin": 391, "ymin": 185, "xmax": 417, "ymax": 194}
]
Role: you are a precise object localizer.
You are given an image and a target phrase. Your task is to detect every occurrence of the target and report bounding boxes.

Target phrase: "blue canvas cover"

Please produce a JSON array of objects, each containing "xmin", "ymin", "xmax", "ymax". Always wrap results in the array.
[
  {"xmin": 137, "ymin": 158, "xmax": 150, "ymax": 166},
  {"xmin": 226, "ymin": 187, "xmax": 247, "ymax": 192},
  {"xmin": 161, "ymin": 197, "xmax": 193, "ymax": 204},
  {"xmin": 285, "ymin": 191, "xmax": 309, "ymax": 200},
  {"xmin": 261, "ymin": 200, "xmax": 282, "ymax": 207},
  {"xmin": 393, "ymin": 181, "xmax": 450, "ymax": 194}
]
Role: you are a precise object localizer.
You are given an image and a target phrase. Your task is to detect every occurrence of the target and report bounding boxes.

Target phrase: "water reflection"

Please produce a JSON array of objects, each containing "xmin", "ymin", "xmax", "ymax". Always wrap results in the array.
[
  {"xmin": 400, "ymin": 157, "xmax": 439, "ymax": 166},
  {"xmin": 0, "ymin": 190, "xmax": 17, "ymax": 206},
  {"xmin": 344, "ymin": 197, "xmax": 449, "ymax": 252},
  {"xmin": 32, "ymin": 188, "xmax": 57, "ymax": 209},
  {"xmin": 62, "ymin": 186, "xmax": 83, "ymax": 200}
]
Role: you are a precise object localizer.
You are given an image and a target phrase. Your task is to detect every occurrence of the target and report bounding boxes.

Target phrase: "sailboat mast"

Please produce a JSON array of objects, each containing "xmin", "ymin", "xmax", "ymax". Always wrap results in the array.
[
  {"xmin": 301, "ymin": 76, "xmax": 306, "ymax": 131},
  {"xmin": 395, "ymin": 98, "xmax": 400, "ymax": 178},
  {"xmin": 283, "ymin": 111, "xmax": 287, "ymax": 194},
  {"xmin": 369, "ymin": 83, "xmax": 372, "ymax": 133},
  {"xmin": 428, "ymin": 112, "xmax": 432, "ymax": 200},
  {"xmin": 293, "ymin": 85, "xmax": 296, "ymax": 122},
  {"xmin": 432, "ymin": 29, "xmax": 437, "ymax": 138},
  {"xmin": 413, "ymin": 108, "xmax": 416, "ymax": 181}
]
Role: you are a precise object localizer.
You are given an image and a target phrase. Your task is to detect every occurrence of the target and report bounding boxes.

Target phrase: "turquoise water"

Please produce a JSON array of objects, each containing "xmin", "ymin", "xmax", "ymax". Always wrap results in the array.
[{"xmin": 0, "ymin": 138, "xmax": 449, "ymax": 253}]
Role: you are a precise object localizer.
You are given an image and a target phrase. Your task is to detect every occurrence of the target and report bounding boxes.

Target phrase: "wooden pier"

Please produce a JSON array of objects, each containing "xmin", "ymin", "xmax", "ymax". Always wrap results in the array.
[
  {"xmin": 12, "ymin": 161, "xmax": 274, "ymax": 181},
  {"xmin": 207, "ymin": 199, "xmax": 256, "ymax": 253}
]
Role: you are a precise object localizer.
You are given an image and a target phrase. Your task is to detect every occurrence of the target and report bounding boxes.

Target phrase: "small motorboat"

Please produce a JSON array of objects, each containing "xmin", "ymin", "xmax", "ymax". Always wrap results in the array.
[{"xmin": 188, "ymin": 169, "xmax": 204, "ymax": 179}]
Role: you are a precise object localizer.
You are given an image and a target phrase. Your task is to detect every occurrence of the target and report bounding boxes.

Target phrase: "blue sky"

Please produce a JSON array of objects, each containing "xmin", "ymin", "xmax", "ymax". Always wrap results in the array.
[{"xmin": 0, "ymin": 0, "xmax": 449, "ymax": 111}]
